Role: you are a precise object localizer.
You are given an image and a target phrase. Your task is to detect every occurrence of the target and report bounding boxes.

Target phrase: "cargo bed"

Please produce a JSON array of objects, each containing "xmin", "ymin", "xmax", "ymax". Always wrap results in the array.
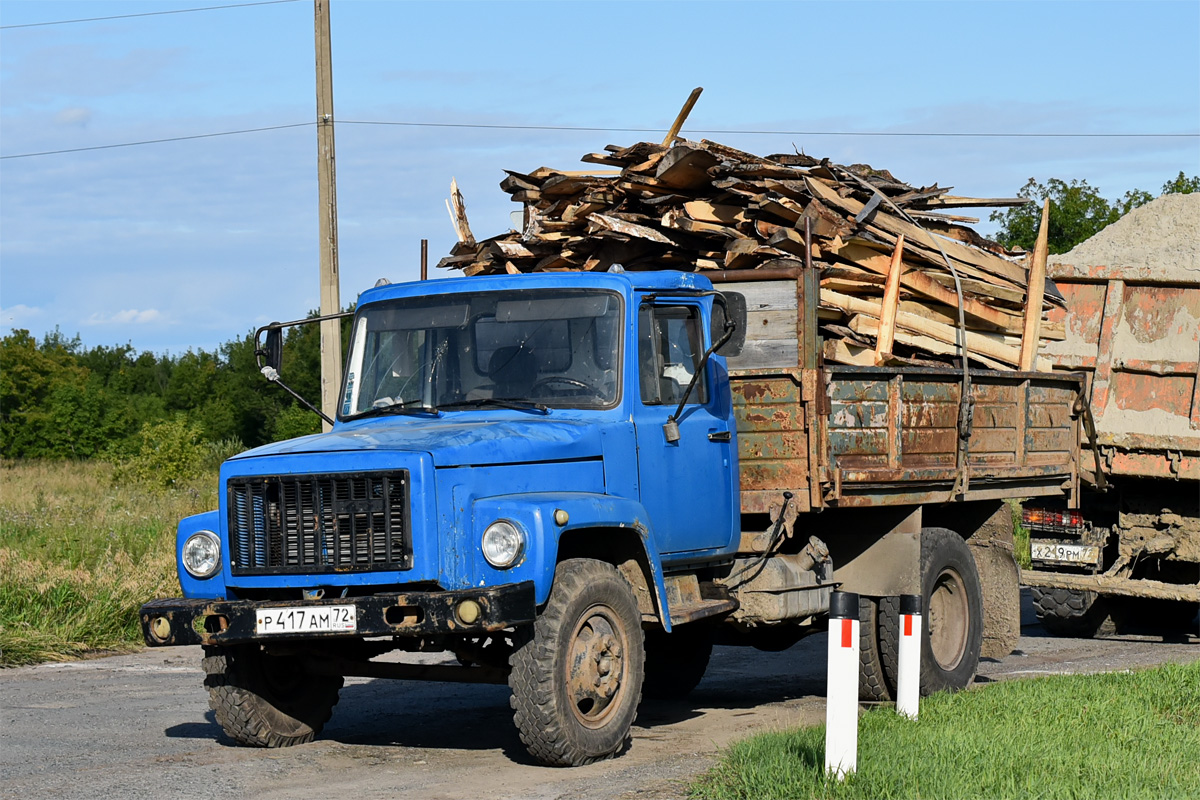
[{"xmin": 715, "ymin": 277, "xmax": 1084, "ymax": 516}]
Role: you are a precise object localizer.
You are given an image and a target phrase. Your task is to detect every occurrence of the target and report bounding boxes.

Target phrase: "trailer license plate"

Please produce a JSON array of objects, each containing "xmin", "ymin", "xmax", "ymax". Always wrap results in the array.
[
  {"xmin": 256, "ymin": 605, "xmax": 357, "ymax": 635},
  {"xmin": 1031, "ymin": 542, "xmax": 1099, "ymax": 565}
]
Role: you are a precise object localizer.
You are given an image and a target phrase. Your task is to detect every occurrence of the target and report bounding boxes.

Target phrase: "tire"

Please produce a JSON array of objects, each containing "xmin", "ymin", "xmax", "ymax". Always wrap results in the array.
[
  {"xmin": 881, "ymin": 528, "xmax": 984, "ymax": 695},
  {"xmin": 643, "ymin": 623, "xmax": 714, "ymax": 700},
  {"xmin": 202, "ymin": 644, "xmax": 343, "ymax": 748},
  {"xmin": 1031, "ymin": 587, "xmax": 1117, "ymax": 638},
  {"xmin": 509, "ymin": 558, "xmax": 645, "ymax": 767},
  {"xmin": 858, "ymin": 596, "xmax": 894, "ymax": 702}
]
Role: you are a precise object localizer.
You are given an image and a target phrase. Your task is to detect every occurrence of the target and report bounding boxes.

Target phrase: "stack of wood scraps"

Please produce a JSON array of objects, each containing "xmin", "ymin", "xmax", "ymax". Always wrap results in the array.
[{"xmin": 440, "ymin": 136, "xmax": 1064, "ymax": 372}]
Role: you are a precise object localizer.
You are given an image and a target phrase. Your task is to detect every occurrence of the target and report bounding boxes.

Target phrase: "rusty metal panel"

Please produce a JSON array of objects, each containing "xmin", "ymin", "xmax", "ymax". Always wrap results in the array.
[
  {"xmin": 1040, "ymin": 270, "xmax": 1200, "ymax": 477},
  {"xmin": 732, "ymin": 372, "xmax": 813, "ymax": 501},
  {"xmin": 1043, "ymin": 282, "xmax": 1106, "ymax": 370},
  {"xmin": 735, "ymin": 364, "xmax": 1082, "ymax": 510}
]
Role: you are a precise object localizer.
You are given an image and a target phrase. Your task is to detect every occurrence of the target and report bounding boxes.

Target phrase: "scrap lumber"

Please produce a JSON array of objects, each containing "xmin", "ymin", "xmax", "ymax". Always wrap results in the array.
[
  {"xmin": 442, "ymin": 134, "xmax": 1063, "ymax": 371},
  {"xmin": 874, "ymin": 236, "xmax": 905, "ymax": 365},
  {"xmin": 1019, "ymin": 199, "xmax": 1051, "ymax": 371}
]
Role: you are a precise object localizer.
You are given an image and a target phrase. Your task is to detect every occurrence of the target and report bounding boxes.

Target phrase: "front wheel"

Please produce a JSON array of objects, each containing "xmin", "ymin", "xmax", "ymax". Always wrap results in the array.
[
  {"xmin": 509, "ymin": 558, "xmax": 645, "ymax": 767},
  {"xmin": 202, "ymin": 644, "xmax": 343, "ymax": 747}
]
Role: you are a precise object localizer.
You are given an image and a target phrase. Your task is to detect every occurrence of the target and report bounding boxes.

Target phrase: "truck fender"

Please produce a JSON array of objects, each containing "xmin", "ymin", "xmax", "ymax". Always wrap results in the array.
[
  {"xmin": 177, "ymin": 510, "xmax": 225, "ymax": 599},
  {"xmin": 470, "ymin": 491, "xmax": 673, "ymax": 630}
]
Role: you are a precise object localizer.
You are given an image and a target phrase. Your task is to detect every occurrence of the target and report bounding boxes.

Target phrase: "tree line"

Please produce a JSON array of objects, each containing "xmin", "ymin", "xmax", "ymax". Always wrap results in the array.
[
  {"xmin": 3, "ymin": 172, "xmax": 1195, "ymax": 465},
  {"xmin": 0, "ymin": 315, "xmax": 347, "ymax": 462}
]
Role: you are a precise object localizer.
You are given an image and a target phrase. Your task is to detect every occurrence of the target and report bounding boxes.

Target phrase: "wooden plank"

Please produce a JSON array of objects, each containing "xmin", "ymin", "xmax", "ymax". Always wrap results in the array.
[
  {"xmin": 875, "ymin": 235, "xmax": 905, "ymax": 364},
  {"xmin": 654, "ymin": 145, "xmax": 720, "ymax": 190},
  {"xmin": 805, "ymin": 176, "xmax": 1029, "ymax": 288},
  {"xmin": 683, "ymin": 201, "xmax": 749, "ymax": 224},
  {"xmin": 661, "ymin": 210, "xmax": 748, "ymax": 239},
  {"xmin": 923, "ymin": 272, "xmax": 1027, "ymax": 306},
  {"xmin": 1019, "ymin": 199, "xmax": 1050, "ymax": 371},
  {"xmin": 849, "ymin": 315, "xmax": 1012, "ymax": 371},
  {"xmin": 911, "ymin": 195, "xmax": 1031, "ymax": 209},
  {"xmin": 822, "ymin": 289, "xmax": 1040, "ymax": 368},
  {"xmin": 754, "ymin": 195, "xmax": 804, "ymax": 224},
  {"xmin": 836, "ymin": 242, "xmax": 1024, "ymax": 333},
  {"xmin": 662, "ymin": 87, "xmax": 704, "ymax": 145},
  {"xmin": 587, "ymin": 214, "xmax": 673, "ymax": 244},
  {"xmin": 446, "ymin": 177, "xmax": 475, "ymax": 246},
  {"xmin": 824, "ymin": 338, "xmax": 877, "ymax": 366}
]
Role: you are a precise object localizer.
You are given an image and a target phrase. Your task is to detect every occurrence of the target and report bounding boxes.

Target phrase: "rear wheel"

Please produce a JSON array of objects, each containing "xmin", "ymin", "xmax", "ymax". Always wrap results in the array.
[
  {"xmin": 509, "ymin": 558, "xmax": 645, "ymax": 767},
  {"xmin": 880, "ymin": 527, "xmax": 984, "ymax": 695},
  {"xmin": 858, "ymin": 596, "xmax": 893, "ymax": 701},
  {"xmin": 202, "ymin": 644, "xmax": 343, "ymax": 748},
  {"xmin": 920, "ymin": 528, "xmax": 983, "ymax": 693}
]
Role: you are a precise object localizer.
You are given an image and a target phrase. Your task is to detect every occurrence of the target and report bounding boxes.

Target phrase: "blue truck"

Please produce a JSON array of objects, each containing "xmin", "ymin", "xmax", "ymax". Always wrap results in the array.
[{"xmin": 141, "ymin": 267, "xmax": 1086, "ymax": 766}]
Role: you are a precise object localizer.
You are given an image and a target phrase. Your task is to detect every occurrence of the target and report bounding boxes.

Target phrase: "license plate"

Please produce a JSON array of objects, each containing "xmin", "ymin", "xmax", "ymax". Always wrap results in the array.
[
  {"xmin": 1031, "ymin": 542, "xmax": 1100, "ymax": 565},
  {"xmin": 256, "ymin": 605, "xmax": 357, "ymax": 635}
]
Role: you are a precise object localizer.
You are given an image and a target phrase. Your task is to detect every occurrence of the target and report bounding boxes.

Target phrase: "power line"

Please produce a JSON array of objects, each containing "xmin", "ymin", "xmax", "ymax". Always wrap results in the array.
[
  {"xmin": 0, "ymin": 123, "xmax": 311, "ymax": 160},
  {"xmin": 3, "ymin": 118, "xmax": 1197, "ymax": 160},
  {"xmin": 0, "ymin": 0, "xmax": 301, "ymax": 30},
  {"xmin": 341, "ymin": 120, "xmax": 1200, "ymax": 139}
]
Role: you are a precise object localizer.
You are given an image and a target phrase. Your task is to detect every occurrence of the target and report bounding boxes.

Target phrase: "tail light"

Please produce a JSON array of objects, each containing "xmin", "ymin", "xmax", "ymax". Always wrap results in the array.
[{"xmin": 1022, "ymin": 507, "xmax": 1085, "ymax": 535}]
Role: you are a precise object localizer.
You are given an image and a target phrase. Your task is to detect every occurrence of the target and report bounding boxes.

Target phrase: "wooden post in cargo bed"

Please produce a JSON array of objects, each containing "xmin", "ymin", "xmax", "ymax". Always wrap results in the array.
[
  {"xmin": 802, "ymin": 219, "xmax": 825, "ymax": 510},
  {"xmin": 1019, "ymin": 199, "xmax": 1050, "ymax": 371}
]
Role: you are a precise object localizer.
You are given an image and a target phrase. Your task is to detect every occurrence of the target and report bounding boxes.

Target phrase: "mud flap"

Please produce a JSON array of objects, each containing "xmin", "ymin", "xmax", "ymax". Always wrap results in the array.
[{"xmin": 967, "ymin": 509, "xmax": 1021, "ymax": 660}]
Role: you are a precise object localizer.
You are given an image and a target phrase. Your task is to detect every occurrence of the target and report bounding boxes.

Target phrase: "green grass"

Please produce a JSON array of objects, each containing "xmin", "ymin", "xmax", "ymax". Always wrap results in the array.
[
  {"xmin": 0, "ymin": 460, "xmax": 216, "ymax": 666},
  {"xmin": 692, "ymin": 660, "xmax": 1200, "ymax": 800},
  {"xmin": 1008, "ymin": 498, "xmax": 1031, "ymax": 570}
]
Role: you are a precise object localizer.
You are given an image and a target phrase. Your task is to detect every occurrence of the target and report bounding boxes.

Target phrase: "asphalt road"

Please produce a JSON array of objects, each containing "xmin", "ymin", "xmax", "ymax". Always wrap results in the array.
[{"xmin": 2, "ymin": 590, "xmax": 1197, "ymax": 800}]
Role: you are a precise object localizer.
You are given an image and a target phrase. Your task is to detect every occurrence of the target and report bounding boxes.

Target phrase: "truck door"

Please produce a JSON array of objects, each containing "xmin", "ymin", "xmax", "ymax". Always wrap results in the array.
[{"xmin": 633, "ymin": 302, "xmax": 737, "ymax": 555}]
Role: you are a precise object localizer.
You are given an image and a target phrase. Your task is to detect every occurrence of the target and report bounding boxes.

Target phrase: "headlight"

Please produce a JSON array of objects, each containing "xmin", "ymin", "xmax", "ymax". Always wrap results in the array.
[
  {"xmin": 482, "ymin": 520, "xmax": 525, "ymax": 568},
  {"xmin": 182, "ymin": 530, "xmax": 221, "ymax": 579}
]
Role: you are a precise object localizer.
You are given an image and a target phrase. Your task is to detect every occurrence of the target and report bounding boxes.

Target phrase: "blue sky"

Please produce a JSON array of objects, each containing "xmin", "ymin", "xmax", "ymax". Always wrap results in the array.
[{"xmin": 2, "ymin": 0, "xmax": 1198, "ymax": 355}]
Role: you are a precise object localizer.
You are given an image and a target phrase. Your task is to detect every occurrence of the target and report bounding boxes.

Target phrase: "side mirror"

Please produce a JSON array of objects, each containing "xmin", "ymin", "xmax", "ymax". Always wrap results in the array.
[
  {"xmin": 264, "ymin": 326, "xmax": 283, "ymax": 372},
  {"xmin": 713, "ymin": 292, "xmax": 747, "ymax": 358}
]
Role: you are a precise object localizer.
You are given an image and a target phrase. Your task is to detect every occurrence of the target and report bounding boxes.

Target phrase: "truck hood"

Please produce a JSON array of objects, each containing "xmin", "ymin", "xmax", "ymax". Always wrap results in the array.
[{"xmin": 232, "ymin": 416, "xmax": 604, "ymax": 468}]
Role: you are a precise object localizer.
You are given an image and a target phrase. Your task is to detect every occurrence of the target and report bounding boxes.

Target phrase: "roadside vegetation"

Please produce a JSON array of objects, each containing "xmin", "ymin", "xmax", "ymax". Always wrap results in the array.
[
  {"xmin": 692, "ymin": 659, "xmax": 1200, "ymax": 800},
  {"xmin": 0, "ymin": 459, "xmax": 221, "ymax": 666}
]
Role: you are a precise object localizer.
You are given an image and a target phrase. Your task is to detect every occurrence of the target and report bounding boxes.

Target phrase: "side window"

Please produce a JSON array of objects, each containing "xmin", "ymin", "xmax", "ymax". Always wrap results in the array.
[{"xmin": 638, "ymin": 305, "xmax": 707, "ymax": 406}]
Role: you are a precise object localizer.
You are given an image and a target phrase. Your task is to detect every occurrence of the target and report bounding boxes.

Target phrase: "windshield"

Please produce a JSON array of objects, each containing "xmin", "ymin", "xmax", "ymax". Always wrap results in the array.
[{"xmin": 341, "ymin": 288, "xmax": 622, "ymax": 417}]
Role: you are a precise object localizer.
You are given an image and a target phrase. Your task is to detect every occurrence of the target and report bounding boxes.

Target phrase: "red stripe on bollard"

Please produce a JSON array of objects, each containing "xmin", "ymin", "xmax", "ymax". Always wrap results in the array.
[
  {"xmin": 904, "ymin": 615, "xmax": 912, "ymax": 637},
  {"xmin": 841, "ymin": 618, "xmax": 853, "ymax": 648}
]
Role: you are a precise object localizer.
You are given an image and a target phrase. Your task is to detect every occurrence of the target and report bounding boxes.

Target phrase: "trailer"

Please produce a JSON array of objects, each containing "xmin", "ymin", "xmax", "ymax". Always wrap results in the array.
[{"xmin": 1020, "ymin": 197, "xmax": 1200, "ymax": 635}]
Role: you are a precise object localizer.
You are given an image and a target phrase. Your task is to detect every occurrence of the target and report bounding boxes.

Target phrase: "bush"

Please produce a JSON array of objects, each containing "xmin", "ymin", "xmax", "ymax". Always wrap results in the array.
[
  {"xmin": 114, "ymin": 416, "xmax": 208, "ymax": 488},
  {"xmin": 270, "ymin": 404, "xmax": 322, "ymax": 441}
]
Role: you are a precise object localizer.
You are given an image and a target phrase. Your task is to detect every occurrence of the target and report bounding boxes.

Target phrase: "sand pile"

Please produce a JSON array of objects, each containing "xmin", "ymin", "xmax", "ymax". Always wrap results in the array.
[{"xmin": 1050, "ymin": 193, "xmax": 1199, "ymax": 279}]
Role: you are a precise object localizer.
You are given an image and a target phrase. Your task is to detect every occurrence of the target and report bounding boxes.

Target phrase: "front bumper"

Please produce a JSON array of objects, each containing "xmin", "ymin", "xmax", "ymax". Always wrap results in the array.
[{"xmin": 139, "ymin": 581, "xmax": 537, "ymax": 647}]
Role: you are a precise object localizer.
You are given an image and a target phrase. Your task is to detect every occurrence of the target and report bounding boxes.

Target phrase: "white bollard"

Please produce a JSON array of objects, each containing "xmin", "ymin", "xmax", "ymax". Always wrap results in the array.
[
  {"xmin": 896, "ymin": 593, "xmax": 922, "ymax": 720},
  {"xmin": 825, "ymin": 591, "xmax": 860, "ymax": 779}
]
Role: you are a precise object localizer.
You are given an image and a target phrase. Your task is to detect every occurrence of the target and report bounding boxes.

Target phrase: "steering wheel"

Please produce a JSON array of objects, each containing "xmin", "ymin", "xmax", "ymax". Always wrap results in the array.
[{"xmin": 530, "ymin": 376, "xmax": 597, "ymax": 395}]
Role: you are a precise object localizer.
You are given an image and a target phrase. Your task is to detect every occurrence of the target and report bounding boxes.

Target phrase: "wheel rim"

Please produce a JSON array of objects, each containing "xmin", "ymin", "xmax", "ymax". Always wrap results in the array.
[
  {"xmin": 928, "ymin": 567, "xmax": 969, "ymax": 670},
  {"xmin": 565, "ymin": 603, "xmax": 628, "ymax": 729}
]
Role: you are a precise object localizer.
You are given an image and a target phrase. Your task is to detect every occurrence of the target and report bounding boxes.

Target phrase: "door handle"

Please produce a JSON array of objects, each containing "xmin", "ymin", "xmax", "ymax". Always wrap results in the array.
[{"xmin": 707, "ymin": 430, "xmax": 731, "ymax": 443}]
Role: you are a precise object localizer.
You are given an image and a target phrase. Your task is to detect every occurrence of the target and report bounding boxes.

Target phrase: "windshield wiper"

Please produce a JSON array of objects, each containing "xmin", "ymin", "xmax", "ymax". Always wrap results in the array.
[
  {"xmin": 350, "ymin": 398, "xmax": 440, "ymax": 420},
  {"xmin": 437, "ymin": 398, "xmax": 549, "ymax": 415}
]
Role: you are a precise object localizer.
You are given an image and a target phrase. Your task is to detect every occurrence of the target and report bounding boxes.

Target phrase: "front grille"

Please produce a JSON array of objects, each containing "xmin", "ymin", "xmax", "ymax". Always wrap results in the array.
[{"xmin": 227, "ymin": 471, "xmax": 411, "ymax": 575}]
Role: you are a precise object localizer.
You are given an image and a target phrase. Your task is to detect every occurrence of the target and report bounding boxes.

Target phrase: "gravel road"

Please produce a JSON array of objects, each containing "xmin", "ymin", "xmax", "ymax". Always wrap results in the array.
[{"xmin": 3, "ymin": 590, "xmax": 1196, "ymax": 800}]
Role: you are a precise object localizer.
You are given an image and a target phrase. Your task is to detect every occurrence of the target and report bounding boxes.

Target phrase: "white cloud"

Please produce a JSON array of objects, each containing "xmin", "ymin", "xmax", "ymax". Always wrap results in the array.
[
  {"xmin": 83, "ymin": 308, "xmax": 164, "ymax": 325},
  {"xmin": 2, "ymin": 304, "xmax": 44, "ymax": 328},
  {"xmin": 54, "ymin": 107, "xmax": 92, "ymax": 127}
]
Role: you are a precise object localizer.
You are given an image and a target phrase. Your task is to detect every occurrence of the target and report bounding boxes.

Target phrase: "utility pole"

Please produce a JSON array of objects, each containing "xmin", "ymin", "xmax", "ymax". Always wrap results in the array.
[{"xmin": 314, "ymin": 0, "xmax": 341, "ymax": 430}]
